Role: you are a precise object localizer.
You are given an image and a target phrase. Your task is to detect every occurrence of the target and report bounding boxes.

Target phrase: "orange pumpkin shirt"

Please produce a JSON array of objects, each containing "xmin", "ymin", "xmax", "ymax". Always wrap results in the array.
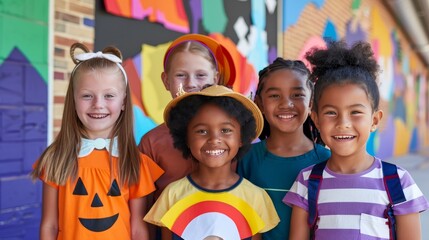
[{"xmin": 43, "ymin": 150, "xmax": 163, "ymax": 240}]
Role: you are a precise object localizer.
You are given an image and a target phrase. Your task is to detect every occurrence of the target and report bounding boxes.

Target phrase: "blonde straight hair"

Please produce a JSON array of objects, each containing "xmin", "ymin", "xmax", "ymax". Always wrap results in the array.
[{"xmin": 32, "ymin": 43, "xmax": 141, "ymax": 185}]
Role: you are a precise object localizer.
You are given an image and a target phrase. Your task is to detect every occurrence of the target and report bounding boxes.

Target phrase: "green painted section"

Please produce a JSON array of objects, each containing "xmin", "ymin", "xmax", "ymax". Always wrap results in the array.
[
  {"xmin": 0, "ymin": 0, "xmax": 49, "ymax": 82},
  {"xmin": 202, "ymin": 0, "xmax": 227, "ymax": 33},
  {"xmin": 352, "ymin": 0, "xmax": 361, "ymax": 10}
]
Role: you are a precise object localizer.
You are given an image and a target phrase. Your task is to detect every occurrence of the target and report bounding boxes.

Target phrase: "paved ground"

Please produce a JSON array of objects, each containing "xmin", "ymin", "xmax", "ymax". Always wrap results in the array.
[{"xmin": 385, "ymin": 147, "xmax": 429, "ymax": 239}]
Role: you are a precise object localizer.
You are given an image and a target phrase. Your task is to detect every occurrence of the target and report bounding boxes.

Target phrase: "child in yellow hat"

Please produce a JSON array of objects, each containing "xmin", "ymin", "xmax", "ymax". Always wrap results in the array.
[{"xmin": 144, "ymin": 85, "xmax": 279, "ymax": 240}]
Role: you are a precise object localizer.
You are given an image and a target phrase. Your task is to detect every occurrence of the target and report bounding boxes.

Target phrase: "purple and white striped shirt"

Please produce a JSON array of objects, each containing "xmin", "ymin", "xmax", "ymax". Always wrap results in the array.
[{"xmin": 283, "ymin": 157, "xmax": 429, "ymax": 240}]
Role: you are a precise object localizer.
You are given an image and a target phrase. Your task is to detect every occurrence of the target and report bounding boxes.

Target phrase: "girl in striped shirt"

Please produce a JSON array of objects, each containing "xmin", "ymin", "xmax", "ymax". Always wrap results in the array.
[{"xmin": 283, "ymin": 41, "xmax": 429, "ymax": 240}]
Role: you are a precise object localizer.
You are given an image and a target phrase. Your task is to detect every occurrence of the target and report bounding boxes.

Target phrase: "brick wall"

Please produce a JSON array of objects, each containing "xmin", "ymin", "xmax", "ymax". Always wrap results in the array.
[{"xmin": 53, "ymin": 0, "xmax": 95, "ymax": 136}]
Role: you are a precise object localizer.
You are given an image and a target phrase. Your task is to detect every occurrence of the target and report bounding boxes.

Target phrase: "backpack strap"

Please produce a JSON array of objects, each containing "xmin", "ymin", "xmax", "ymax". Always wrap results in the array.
[
  {"xmin": 307, "ymin": 160, "xmax": 328, "ymax": 240},
  {"xmin": 381, "ymin": 161, "xmax": 406, "ymax": 240}
]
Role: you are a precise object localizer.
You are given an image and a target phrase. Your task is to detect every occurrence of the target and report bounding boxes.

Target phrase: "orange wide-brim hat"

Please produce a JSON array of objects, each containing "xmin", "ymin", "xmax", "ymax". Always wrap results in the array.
[
  {"xmin": 163, "ymin": 34, "xmax": 236, "ymax": 87},
  {"xmin": 164, "ymin": 85, "xmax": 263, "ymax": 140}
]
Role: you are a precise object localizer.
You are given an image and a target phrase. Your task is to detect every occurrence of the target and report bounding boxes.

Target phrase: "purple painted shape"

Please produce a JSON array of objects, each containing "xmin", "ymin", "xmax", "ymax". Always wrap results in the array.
[
  {"xmin": 1, "ymin": 177, "xmax": 39, "ymax": 208},
  {"xmin": 133, "ymin": 53, "xmax": 142, "ymax": 78},
  {"xmin": 0, "ymin": 46, "xmax": 47, "ymax": 182},
  {"xmin": 0, "ymin": 63, "xmax": 24, "ymax": 104},
  {"xmin": 24, "ymin": 108, "xmax": 47, "ymax": 140},
  {"xmin": 189, "ymin": 0, "xmax": 202, "ymax": 33},
  {"xmin": 376, "ymin": 115, "xmax": 395, "ymax": 159},
  {"xmin": 24, "ymin": 141, "xmax": 46, "ymax": 172},
  {"xmin": 0, "ymin": 142, "xmax": 23, "ymax": 161},
  {"xmin": 0, "ymin": 179, "xmax": 42, "ymax": 237},
  {"xmin": 345, "ymin": 20, "xmax": 367, "ymax": 45},
  {"xmin": 0, "ymin": 161, "xmax": 20, "ymax": 175},
  {"xmin": 1, "ymin": 109, "xmax": 24, "ymax": 141},
  {"xmin": 0, "ymin": 205, "xmax": 41, "ymax": 239},
  {"xmin": 394, "ymin": 72, "xmax": 405, "ymax": 91},
  {"xmin": 268, "ymin": 46, "xmax": 277, "ymax": 64},
  {"xmin": 25, "ymin": 65, "xmax": 47, "ymax": 104}
]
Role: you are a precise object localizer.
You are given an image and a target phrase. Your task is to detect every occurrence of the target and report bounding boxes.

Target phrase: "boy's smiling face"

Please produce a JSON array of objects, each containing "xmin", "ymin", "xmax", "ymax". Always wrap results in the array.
[{"xmin": 187, "ymin": 103, "xmax": 242, "ymax": 168}]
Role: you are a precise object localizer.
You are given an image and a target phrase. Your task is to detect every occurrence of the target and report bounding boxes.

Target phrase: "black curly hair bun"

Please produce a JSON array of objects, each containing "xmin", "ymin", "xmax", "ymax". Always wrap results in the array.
[{"xmin": 306, "ymin": 41, "xmax": 380, "ymax": 83}]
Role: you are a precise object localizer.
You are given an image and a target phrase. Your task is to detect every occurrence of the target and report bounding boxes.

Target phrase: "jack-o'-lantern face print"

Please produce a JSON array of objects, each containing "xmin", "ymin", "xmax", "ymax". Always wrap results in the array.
[{"xmin": 72, "ymin": 177, "xmax": 121, "ymax": 232}]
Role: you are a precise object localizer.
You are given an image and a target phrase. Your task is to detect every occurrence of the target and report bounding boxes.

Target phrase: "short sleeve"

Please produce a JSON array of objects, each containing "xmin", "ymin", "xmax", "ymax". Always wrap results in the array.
[
  {"xmin": 393, "ymin": 167, "xmax": 429, "ymax": 215},
  {"xmin": 32, "ymin": 160, "xmax": 60, "ymax": 189},
  {"xmin": 143, "ymin": 182, "xmax": 175, "ymax": 226},
  {"xmin": 128, "ymin": 153, "xmax": 164, "ymax": 199},
  {"xmin": 257, "ymin": 188, "xmax": 280, "ymax": 232},
  {"xmin": 283, "ymin": 168, "xmax": 310, "ymax": 211}
]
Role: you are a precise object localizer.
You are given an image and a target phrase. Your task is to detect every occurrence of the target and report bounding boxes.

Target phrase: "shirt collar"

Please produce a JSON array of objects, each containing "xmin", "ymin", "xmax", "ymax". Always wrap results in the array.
[{"xmin": 78, "ymin": 137, "xmax": 119, "ymax": 158}]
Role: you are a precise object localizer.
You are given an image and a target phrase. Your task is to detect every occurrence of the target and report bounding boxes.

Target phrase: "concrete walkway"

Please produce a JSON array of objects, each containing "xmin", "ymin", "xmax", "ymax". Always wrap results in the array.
[{"xmin": 385, "ymin": 147, "xmax": 429, "ymax": 239}]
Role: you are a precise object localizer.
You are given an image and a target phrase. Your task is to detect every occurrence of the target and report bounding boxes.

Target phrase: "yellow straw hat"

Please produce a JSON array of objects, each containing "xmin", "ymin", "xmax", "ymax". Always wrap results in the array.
[{"xmin": 164, "ymin": 85, "xmax": 263, "ymax": 139}]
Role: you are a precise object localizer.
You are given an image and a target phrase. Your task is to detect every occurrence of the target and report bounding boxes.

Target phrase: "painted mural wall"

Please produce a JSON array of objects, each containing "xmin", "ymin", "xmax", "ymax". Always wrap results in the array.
[
  {"xmin": 0, "ymin": 1, "xmax": 49, "ymax": 238},
  {"xmin": 95, "ymin": 0, "xmax": 279, "ymax": 143},
  {"xmin": 1, "ymin": 1, "xmax": 428, "ymax": 239},
  {"xmin": 282, "ymin": 0, "xmax": 429, "ymax": 160}
]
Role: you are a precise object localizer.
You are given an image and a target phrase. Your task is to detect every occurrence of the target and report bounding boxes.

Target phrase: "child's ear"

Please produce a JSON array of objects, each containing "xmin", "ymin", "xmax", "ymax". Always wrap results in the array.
[
  {"xmin": 121, "ymin": 95, "xmax": 126, "ymax": 111},
  {"xmin": 161, "ymin": 72, "xmax": 170, "ymax": 91},
  {"xmin": 370, "ymin": 109, "xmax": 383, "ymax": 132}
]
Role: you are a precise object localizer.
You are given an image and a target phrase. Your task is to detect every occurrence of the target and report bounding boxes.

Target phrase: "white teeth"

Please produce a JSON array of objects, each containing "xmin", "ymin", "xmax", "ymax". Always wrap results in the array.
[
  {"xmin": 89, "ymin": 114, "xmax": 108, "ymax": 119},
  {"xmin": 205, "ymin": 150, "xmax": 225, "ymax": 155},
  {"xmin": 278, "ymin": 114, "xmax": 294, "ymax": 119},
  {"xmin": 334, "ymin": 135, "xmax": 354, "ymax": 139}
]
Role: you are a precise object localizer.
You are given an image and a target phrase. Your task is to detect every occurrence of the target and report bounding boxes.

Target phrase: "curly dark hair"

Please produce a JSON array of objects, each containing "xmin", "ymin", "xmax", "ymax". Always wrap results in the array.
[
  {"xmin": 167, "ymin": 95, "xmax": 257, "ymax": 161},
  {"xmin": 306, "ymin": 41, "xmax": 380, "ymax": 112},
  {"xmin": 256, "ymin": 57, "xmax": 323, "ymax": 145}
]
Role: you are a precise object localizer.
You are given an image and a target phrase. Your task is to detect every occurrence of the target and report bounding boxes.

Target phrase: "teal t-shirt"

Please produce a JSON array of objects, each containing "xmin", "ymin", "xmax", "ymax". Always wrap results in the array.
[{"xmin": 237, "ymin": 140, "xmax": 330, "ymax": 240}]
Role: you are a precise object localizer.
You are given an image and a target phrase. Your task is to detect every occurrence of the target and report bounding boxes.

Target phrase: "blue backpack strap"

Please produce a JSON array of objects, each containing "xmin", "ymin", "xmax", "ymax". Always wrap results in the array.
[
  {"xmin": 382, "ymin": 161, "xmax": 406, "ymax": 240},
  {"xmin": 382, "ymin": 161, "xmax": 406, "ymax": 204},
  {"xmin": 307, "ymin": 160, "xmax": 327, "ymax": 239}
]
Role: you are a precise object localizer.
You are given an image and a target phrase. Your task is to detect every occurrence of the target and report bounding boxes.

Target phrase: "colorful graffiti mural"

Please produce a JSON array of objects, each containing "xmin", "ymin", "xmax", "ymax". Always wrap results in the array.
[
  {"xmin": 97, "ymin": 0, "xmax": 279, "ymax": 143},
  {"xmin": 0, "ymin": 1, "xmax": 49, "ymax": 238},
  {"xmin": 283, "ymin": 0, "xmax": 429, "ymax": 159}
]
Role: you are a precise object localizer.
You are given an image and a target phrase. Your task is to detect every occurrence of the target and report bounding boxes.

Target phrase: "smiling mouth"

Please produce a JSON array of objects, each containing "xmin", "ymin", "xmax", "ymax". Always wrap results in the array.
[
  {"xmin": 278, "ymin": 114, "xmax": 295, "ymax": 119},
  {"xmin": 79, "ymin": 213, "xmax": 119, "ymax": 232},
  {"xmin": 333, "ymin": 135, "xmax": 355, "ymax": 140},
  {"xmin": 88, "ymin": 114, "xmax": 108, "ymax": 119},
  {"xmin": 205, "ymin": 149, "xmax": 225, "ymax": 156}
]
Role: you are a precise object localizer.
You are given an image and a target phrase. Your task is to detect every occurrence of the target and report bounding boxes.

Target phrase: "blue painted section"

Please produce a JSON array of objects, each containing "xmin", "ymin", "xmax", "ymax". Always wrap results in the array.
[
  {"xmin": 83, "ymin": 17, "xmax": 94, "ymax": 27},
  {"xmin": 323, "ymin": 20, "xmax": 338, "ymax": 42},
  {"xmin": 409, "ymin": 127, "xmax": 420, "ymax": 152},
  {"xmin": 283, "ymin": 0, "xmax": 325, "ymax": 31},
  {"xmin": 134, "ymin": 106, "xmax": 157, "ymax": 145}
]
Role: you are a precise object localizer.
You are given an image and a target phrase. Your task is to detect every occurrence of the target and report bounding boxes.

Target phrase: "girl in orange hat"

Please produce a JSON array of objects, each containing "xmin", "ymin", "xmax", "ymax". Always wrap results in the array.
[{"xmin": 137, "ymin": 33, "xmax": 236, "ymax": 239}]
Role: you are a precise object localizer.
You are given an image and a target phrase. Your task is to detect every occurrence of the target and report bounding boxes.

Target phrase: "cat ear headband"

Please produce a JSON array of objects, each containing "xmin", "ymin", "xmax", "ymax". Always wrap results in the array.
[{"xmin": 70, "ymin": 43, "xmax": 128, "ymax": 85}]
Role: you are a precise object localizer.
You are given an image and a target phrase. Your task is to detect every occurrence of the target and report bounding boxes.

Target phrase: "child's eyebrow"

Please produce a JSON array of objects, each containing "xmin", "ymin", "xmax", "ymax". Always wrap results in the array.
[
  {"xmin": 264, "ymin": 86, "xmax": 306, "ymax": 92},
  {"xmin": 189, "ymin": 121, "xmax": 238, "ymax": 129},
  {"xmin": 320, "ymin": 103, "xmax": 368, "ymax": 109}
]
